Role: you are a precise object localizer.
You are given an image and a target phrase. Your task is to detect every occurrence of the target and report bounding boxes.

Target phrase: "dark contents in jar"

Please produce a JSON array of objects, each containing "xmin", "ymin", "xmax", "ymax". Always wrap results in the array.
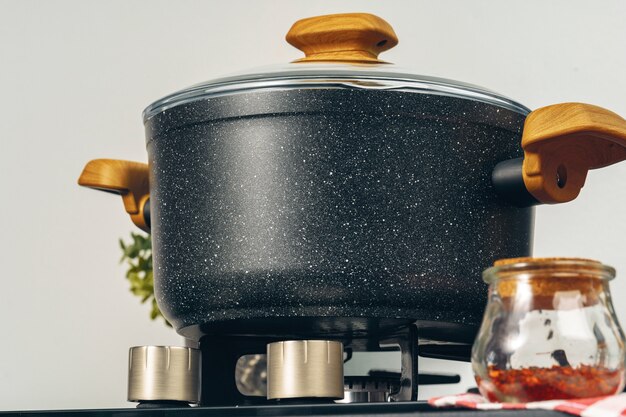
[{"xmin": 478, "ymin": 365, "xmax": 624, "ymax": 402}]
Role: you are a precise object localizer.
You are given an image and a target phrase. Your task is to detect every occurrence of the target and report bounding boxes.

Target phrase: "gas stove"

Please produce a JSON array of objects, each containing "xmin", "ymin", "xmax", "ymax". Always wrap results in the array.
[
  {"xmin": 0, "ymin": 324, "xmax": 563, "ymax": 416},
  {"xmin": 0, "ymin": 403, "xmax": 565, "ymax": 417}
]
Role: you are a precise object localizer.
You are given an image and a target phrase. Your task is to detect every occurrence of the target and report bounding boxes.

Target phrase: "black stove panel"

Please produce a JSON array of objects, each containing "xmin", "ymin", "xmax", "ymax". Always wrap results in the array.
[{"xmin": 0, "ymin": 402, "xmax": 565, "ymax": 417}]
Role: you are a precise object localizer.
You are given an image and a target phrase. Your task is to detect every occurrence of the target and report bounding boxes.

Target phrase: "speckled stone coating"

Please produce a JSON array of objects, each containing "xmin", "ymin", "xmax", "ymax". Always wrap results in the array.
[{"xmin": 144, "ymin": 88, "xmax": 533, "ymax": 342}]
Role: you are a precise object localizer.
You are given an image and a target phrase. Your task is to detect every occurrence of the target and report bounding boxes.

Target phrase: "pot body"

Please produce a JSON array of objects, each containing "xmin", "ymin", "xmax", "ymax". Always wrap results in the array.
[{"xmin": 145, "ymin": 88, "xmax": 533, "ymax": 342}]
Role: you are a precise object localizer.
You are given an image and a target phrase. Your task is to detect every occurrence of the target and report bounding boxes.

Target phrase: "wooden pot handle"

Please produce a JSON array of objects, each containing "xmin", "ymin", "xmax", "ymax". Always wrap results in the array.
[
  {"xmin": 78, "ymin": 159, "xmax": 150, "ymax": 232},
  {"xmin": 286, "ymin": 13, "xmax": 398, "ymax": 64},
  {"xmin": 521, "ymin": 103, "xmax": 626, "ymax": 204}
]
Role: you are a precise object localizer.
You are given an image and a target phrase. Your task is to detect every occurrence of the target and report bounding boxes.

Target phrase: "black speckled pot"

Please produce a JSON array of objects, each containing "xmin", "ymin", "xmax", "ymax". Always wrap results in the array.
[{"xmin": 144, "ymin": 88, "xmax": 533, "ymax": 343}]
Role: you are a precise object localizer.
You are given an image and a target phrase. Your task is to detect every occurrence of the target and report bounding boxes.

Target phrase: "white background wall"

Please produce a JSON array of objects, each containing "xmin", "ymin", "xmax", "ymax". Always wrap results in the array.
[{"xmin": 1, "ymin": 0, "xmax": 626, "ymax": 410}]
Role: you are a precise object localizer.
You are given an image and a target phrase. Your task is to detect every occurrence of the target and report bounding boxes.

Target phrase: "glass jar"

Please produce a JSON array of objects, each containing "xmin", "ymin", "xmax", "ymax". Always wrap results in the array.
[{"xmin": 472, "ymin": 257, "xmax": 626, "ymax": 402}]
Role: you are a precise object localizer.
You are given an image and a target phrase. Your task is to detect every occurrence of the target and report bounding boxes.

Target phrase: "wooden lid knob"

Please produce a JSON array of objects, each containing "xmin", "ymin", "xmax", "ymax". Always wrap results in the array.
[{"xmin": 286, "ymin": 13, "xmax": 398, "ymax": 63}]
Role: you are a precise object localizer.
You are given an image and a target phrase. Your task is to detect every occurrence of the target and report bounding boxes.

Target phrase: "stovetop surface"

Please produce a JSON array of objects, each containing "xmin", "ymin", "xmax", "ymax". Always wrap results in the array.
[{"xmin": 0, "ymin": 402, "xmax": 565, "ymax": 417}]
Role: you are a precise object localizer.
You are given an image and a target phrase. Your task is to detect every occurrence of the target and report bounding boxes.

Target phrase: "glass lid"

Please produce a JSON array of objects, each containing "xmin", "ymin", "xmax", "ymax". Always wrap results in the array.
[{"xmin": 143, "ymin": 13, "xmax": 530, "ymax": 121}]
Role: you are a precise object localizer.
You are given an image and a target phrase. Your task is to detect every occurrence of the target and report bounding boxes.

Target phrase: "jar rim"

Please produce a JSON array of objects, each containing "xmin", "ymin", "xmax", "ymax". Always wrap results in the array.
[{"xmin": 482, "ymin": 257, "xmax": 616, "ymax": 284}]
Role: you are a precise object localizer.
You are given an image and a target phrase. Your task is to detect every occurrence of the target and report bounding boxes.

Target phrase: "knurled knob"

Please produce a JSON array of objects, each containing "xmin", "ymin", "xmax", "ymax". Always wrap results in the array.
[
  {"xmin": 127, "ymin": 346, "xmax": 201, "ymax": 404},
  {"xmin": 266, "ymin": 340, "xmax": 344, "ymax": 400}
]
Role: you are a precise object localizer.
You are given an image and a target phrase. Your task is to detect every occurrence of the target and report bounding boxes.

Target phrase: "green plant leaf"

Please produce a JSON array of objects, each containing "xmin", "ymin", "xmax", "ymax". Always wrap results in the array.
[{"xmin": 120, "ymin": 232, "xmax": 170, "ymax": 327}]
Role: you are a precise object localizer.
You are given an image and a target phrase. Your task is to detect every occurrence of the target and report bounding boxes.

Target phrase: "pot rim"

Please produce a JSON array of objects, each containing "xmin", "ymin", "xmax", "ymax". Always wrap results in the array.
[{"xmin": 142, "ymin": 65, "xmax": 531, "ymax": 122}]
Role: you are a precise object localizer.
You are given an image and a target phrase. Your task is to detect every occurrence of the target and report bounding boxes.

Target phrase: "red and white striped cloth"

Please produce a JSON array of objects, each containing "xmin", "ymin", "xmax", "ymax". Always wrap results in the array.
[{"xmin": 428, "ymin": 393, "xmax": 626, "ymax": 417}]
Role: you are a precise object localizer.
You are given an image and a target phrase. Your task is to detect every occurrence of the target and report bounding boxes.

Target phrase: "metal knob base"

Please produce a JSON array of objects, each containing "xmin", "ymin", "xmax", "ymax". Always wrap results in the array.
[
  {"xmin": 128, "ymin": 346, "xmax": 201, "ymax": 404},
  {"xmin": 267, "ymin": 340, "xmax": 344, "ymax": 400}
]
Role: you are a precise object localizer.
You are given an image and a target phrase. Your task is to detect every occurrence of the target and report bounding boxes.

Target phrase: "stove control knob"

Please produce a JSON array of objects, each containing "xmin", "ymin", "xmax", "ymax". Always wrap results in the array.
[
  {"xmin": 267, "ymin": 340, "xmax": 343, "ymax": 400},
  {"xmin": 128, "ymin": 346, "xmax": 201, "ymax": 404}
]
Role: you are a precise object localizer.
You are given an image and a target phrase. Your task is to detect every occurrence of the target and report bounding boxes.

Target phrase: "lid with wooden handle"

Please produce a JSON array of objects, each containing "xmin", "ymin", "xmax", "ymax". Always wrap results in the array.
[{"xmin": 143, "ymin": 12, "xmax": 529, "ymax": 121}]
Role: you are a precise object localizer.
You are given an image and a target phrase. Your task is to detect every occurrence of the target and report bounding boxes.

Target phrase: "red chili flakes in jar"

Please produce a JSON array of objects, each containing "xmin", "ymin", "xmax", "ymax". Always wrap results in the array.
[{"xmin": 477, "ymin": 365, "xmax": 624, "ymax": 402}]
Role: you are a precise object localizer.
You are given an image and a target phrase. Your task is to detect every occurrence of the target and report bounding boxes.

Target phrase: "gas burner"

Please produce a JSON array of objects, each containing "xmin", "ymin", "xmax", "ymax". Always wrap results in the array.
[
  {"xmin": 267, "ymin": 340, "xmax": 344, "ymax": 400},
  {"xmin": 123, "ymin": 323, "xmax": 474, "ymax": 408},
  {"xmin": 126, "ymin": 324, "xmax": 473, "ymax": 407},
  {"xmin": 127, "ymin": 346, "xmax": 201, "ymax": 407},
  {"xmin": 337, "ymin": 376, "xmax": 399, "ymax": 403}
]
